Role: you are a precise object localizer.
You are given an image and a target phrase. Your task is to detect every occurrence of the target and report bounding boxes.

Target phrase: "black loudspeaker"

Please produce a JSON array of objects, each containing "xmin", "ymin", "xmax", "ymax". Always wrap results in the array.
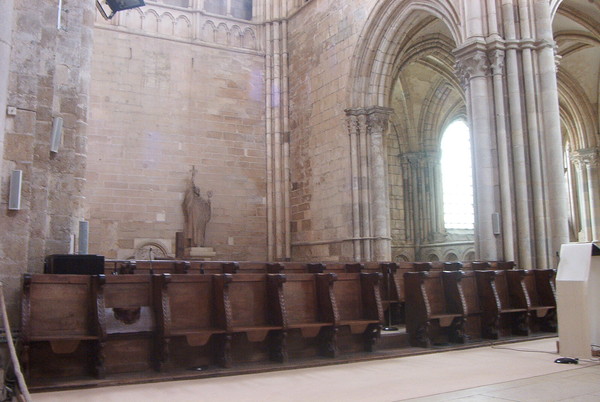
[{"xmin": 44, "ymin": 254, "xmax": 105, "ymax": 275}]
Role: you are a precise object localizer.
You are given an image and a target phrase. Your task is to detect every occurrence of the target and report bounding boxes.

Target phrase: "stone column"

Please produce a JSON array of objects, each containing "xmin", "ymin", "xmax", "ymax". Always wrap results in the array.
[
  {"xmin": 367, "ymin": 107, "xmax": 393, "ymax": 261},
  {"xmin": 502, "ymin": 0, "xmax": 533, "ymax": 268},
  {"xmin": 571, "ymin": 148, "xmax": 600, "ymax": 242},
  {"xmin": 489, "ymin": 48, "xmax": 515, "ymax": 262},
  {"xmin": 358, "ymin": 111, "xmax": 372, "ymax": 259},
  {"xmin": 346, "ymin": 111, "xmax": 362, "ymax": 260},
  {"xmin": 455, "ymin": 43, "xmax": 500, "ymax": 262},
  {"xmin": 534, "ymin": 0, "xmax": 570, "ymax": 266}
]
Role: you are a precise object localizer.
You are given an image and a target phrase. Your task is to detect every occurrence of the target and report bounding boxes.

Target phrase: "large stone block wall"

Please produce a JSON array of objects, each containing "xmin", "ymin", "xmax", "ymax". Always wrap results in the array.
[
  {"xmin": 87, "ymin": 9, "xmax": 267, "ymax": 260},
  {"xmin": 287, "ymin": 0, "xmax": 377, "ymax": 261},
  {"xmin": 0, "ymin": 0, "xmax": 95, "ymax": 322}
]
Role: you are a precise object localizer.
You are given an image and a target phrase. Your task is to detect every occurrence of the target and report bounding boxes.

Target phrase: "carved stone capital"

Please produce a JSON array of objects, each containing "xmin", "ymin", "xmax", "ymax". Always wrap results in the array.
[
  {"xmin": 571, "ymin": 147, "xmax": 600, "ymax": 169},
  {"xmin": 453, "ymin": 41, "xmax": 490, "ymax": 88},
  {"xmin": 401, "ymin": 151, "xmax": 439, "ymax": 166},
  {"xmin": 345, "ymin": 112, "xmax": 359, "ymax": 137},
  {"xmin": 366, "ymin": 106, "xmax": 393, "ymax": 136},
  {"xmin": 488, "ymin": 49, "xmax": 505, "ymax": 75}
]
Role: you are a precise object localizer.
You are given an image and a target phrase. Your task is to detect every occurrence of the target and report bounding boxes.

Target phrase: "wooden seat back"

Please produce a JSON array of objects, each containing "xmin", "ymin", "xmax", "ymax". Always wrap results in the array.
[
  {"xmin": 330, "ymin": 272, "xmax": 383, "ymax": 332},
  {"xmin": 200, "ymin": 261, "xmax": 227, "ymax": 274},
  {"xmin": 412, "ymin": 262, "xmax": 432, "ymax": 272},
  {"xmin": 404, "ymin": 270, "xmax": 466, "ymax": 347},
  {"xmin": 404, "ymin": 271, "xmax": 464, "ymax": 319},
  {"xmin": 496, "ymin": 270, "xmax": 528, "ymax": 311},
  {"xmin": 521, "ymin": 269, "xmax": 556, "ymax": 308},
  {"xmin": 153, "ymin": 274, "xmax": 225, "ymax": 346},
  {"xmin": 458, "ymin": 271, "xmax": 481, "ymax": 315},
  {"xmin": 214, "ymin": 274, "xmax": 283, "ymax": 342},
  {"xmin": 321, "ymin": 263, "xmax": 347, "ymax": 273},
  {"xmin": 22, "ymin": 274, "xmax": 96, "ymax": 342},
  {"xmin": 93, "ymin": 274, "xmax": 155, "ymax": 337},
  {"xmin": 279, "ymin": 273, "xmax": 335, "ymax": 337},
  {"xmin": 491, "ymin": 261, "xmax": 516, "ymax": 270}
]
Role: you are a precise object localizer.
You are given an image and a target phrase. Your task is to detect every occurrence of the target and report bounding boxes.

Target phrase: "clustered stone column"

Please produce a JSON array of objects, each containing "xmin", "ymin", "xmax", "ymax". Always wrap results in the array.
[
  {"xmin": 570, "ymin": 148, "xmax": 600, "ymax": 242},
  {"xmin": 264, "ymin": 0, "xmax": 291, "ymax": 261},
  {"xmin": 399, "ymin": 151, "xmax": 444, "ymax": 252},
  {"xmin": 449, "ymin": 0, "xmax": 570, "ymax": 269},
  {"xmin": 454, "ymin": 43, "xmax": 501, "ymax": 263},
  {"xmin": 345, "ymin": 106, "xmax": 393, "ymax": 261}
]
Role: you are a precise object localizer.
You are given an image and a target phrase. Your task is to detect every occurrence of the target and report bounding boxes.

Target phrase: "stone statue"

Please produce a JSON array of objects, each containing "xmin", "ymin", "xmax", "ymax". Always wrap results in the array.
[{"xmin": 182, "ymin": 167, "xmax": 212, "ymax": 247}]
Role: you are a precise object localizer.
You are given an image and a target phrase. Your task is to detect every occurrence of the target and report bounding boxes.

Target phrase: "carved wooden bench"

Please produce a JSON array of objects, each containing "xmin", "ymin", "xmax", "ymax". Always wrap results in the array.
[
  {"xmin": 152, "ymin": 273, "xmax": 228, "ymax": 371},
  {"xmin": 404, "ymin": 270, "xmax": 467, "ymax": 347},
  {"xmin": 214, "ymin": 273, "xmax": 285, "ymax": 365},
  {"xmin": 522, "ymin": 269, "xmax": 557, "ymax": 333},
  {"xmin": 441, "ymin": 262, "xmax": 482, "ymax": 339},
  {"xmin": 346, "ymin": 262, "xmax": 403, "ymax": 327},
  {"xmin": 273, "ymin": 272, "xmax": 337, "ymax": 360},
  {"xmin": 92, "ymin": 274, "xmax": 157, "ymax": 376},
  {"xmin": 324, "ymin": 272, "xmax": 383, "ymax": 356},
  {"xmin": 21, "ymin": 274, "xmax": 100, "ymax": 379},
  {"xmin": 475, "ymin": 269, "xmax": 529, "ymax": 339}
]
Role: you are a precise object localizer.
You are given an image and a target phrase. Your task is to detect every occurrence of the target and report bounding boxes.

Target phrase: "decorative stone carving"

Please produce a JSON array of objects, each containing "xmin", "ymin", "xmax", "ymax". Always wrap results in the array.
[
  {"xmin": 183, "ymin": 167, "xmax": 212, "ymax": 247},
  {"xmin": 366, "ymin": 106, "xmax": 393, "ymax": 135},
  {"xmin": 454, "ymin": 47, "xmax": 490, "ymax": 89},
  {"xmin": 109, "ymin": 5, "xmax": 259, "ymax": 51},
  {"xmin": 488, "ymin": 49, "xmax": 505, "ymax": 75},
  {"xmin": 571, "ymin": 147, "xmax": 600, "ymax": 170}
]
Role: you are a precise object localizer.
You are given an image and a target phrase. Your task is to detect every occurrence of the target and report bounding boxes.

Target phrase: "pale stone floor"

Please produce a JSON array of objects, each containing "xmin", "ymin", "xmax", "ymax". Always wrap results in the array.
[
  {"xmin": 405, "ymin": 364, "xmax": 600, "ymax": 401},
  {"xmin": 34, "ymin": 338, "xmax": 600, "ymax": 402}
]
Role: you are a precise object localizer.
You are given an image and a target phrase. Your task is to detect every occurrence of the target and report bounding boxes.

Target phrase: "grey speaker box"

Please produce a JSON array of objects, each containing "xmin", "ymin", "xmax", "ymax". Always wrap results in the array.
[
  {"xmin": 8, "ymin": 170, "xmax": 22, "ymax": 210},
  {"xmin": 492, "ymin": 212, "xmax": 501, "ymax": 235},
  {"xmin": 50, "ymin": 116, "xmax": 63, "ymax": 153}
]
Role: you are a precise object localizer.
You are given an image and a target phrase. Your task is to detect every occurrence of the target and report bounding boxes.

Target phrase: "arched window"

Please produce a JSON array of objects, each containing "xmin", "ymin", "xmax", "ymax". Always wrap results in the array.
[{"xmin": 440, "ymin": 119, "xmax": 474, "ymax": 230}]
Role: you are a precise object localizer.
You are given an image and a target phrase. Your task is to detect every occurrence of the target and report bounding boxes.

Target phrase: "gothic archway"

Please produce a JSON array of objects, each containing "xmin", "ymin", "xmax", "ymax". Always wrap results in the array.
[
  {"xmin": 345, "ymin": 1, "xmax": 467, "ymax": 261},
  {"xmin": 554, "ymin": 0, "xmax": 600, "ymax": 242}
]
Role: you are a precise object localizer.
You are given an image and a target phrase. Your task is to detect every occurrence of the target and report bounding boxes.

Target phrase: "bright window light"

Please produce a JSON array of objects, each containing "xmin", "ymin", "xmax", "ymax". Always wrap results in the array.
[{"xmin": 440, "ymin": 120, "xmax": 474, "ymax": 230}]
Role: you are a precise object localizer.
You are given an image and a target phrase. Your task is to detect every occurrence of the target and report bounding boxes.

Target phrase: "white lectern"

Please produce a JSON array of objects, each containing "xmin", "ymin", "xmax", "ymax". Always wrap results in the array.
[{"xmin": 556, "ymin": 242, "xmax": 600, "ymax": 358}]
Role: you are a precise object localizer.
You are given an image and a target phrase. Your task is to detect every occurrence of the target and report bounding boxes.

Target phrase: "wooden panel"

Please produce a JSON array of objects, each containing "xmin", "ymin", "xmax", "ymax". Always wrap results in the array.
[
  {"xmin": 167, "ymin": 275, "xmax": 215, "ymax": 332},
  {"xmin": 282, "ymin": 275, "xmax": 320, "ymax": 325},
  {"xmin": 228, "ymin": 274, "xmax": 271, "ymax": 328},
  {"xmin": 332, "ymin": 273, "xmax": 363, "ymax": 321},
  {"xmin": 461, "ymin": 272, "xmax": 481, "ymax": 314},
  {"xmin": 26, "ymin": 275, "xmax": 93, "ymax": 339}
]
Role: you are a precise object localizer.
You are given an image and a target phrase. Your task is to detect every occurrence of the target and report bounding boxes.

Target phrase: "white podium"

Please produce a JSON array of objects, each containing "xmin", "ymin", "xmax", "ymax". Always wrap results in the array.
[{"xmin": 556, "ymin": 242, "xmax": 600, "ymax": 358}]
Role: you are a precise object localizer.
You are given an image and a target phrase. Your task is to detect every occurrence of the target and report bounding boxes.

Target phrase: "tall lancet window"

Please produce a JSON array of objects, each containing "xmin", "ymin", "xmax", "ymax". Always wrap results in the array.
[{"xmin": 440, "ymin": 119, "xmax": 474, "ymax": 230}]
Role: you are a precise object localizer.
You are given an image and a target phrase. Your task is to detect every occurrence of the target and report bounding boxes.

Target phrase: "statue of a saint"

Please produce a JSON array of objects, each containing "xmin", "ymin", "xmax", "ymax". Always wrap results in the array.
[{"xmin": 182, "ymin": 167, "xmax": 212, "ymax": 247}]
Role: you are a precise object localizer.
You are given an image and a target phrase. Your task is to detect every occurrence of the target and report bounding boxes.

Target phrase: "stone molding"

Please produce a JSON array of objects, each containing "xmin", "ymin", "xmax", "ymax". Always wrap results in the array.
[{"xmin": 95, "ymin": 3, "xmax": 261, "ymax": 53}]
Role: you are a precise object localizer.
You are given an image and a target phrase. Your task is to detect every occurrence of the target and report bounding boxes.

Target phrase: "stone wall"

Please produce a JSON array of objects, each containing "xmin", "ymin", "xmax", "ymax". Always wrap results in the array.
[
  {"xmin": 86, "ymin": 5, "xmax": 267, "ymax": 260},
  {"xmin": 287, "ymin": 0, "xmax": 378, "ymax": 261},
  {"xmin": 0, "ymin": 0, "xmax": 95, "ymax": 321}
]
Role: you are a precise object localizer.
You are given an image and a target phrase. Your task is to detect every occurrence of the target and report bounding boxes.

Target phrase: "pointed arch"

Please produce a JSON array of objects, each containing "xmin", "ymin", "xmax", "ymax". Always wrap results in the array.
[{"xmin": 347, "ymin": 0, "xmax": 463, "ymax": 108}]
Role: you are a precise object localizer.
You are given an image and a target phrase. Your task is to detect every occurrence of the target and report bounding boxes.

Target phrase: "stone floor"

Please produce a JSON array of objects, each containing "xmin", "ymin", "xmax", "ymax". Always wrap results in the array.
[{"xmin": 34, "ymin": 337, "xmax": 600, "ymax": 401}]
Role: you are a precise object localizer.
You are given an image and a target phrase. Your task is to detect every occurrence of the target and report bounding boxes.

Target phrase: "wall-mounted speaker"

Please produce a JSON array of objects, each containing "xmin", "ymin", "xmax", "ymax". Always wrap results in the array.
[
  {"xmin": 50, "ymin": 116, "xmax": 63, "ymax": 153},
  {"xmin": 8, "ymin": 170, "xmax": 22, "ymax": 210},
  {"xmin": 78, "ymin": 220, "xmax": 89, "ymax": 254},
  {"xmin": 492, "ymin": 212, "xmax": 501, "ymax": 235}
]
